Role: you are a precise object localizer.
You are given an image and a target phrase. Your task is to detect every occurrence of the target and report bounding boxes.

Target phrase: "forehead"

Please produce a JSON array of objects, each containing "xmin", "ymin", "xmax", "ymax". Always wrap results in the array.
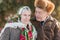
[
  {"xmin": 22, "ymin": 10, "xmax": 31, "ymax": 15},
  {"xmin": 35, "ymin": 7, "xmax": 45, "ymax": 12}
]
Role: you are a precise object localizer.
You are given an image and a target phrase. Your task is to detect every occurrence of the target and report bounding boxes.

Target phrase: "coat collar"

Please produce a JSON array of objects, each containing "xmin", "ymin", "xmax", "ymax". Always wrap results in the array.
[
  {"xmin": 31, "ymin": 15, "xmax": 54, "ymax": 22},
  {"xmin": 0, "ymin": 21, "xmax": 32, "ymax": 36}
]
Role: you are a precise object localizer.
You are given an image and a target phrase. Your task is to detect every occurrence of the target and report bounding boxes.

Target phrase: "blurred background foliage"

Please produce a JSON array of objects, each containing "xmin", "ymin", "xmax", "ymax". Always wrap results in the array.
[{"xmin": 0, "ymin": 0, "xmax": 60, "ymax": 28}]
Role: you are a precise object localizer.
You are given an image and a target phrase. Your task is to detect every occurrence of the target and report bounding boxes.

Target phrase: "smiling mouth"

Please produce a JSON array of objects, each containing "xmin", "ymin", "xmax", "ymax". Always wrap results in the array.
[{"xmin": 36, "ymin": 16, "xmax": 41, "ymax": 19}]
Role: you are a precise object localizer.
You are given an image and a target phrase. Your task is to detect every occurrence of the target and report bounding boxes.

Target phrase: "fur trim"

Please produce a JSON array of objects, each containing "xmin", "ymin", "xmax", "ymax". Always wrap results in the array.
[{"xmin": 34, "ymin": 0, "xmax": 55, "ymax": 14}]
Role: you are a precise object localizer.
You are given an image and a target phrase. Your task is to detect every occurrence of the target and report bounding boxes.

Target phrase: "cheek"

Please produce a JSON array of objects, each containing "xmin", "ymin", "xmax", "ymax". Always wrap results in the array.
[
  {"xmin": 27, "ymin": 16, "xmax": 30, "ymax": 20},
  {"xmin": 35, "ymin": 13, "xmax": 39, "ymax": 17},
  {"xmin": 21, "ymin": 15, "xmax": 25, "ymax": 20},
  {"xmin": 29, "ymin": 17, "xmax": 31, "ymax": 19},
  {"xmin": 42, "ymin": 14, "xmax": 47, "ymax": 19},
  {"xmin": 44, "ymin": 14, "xmax": 47, "ymax": 17}
]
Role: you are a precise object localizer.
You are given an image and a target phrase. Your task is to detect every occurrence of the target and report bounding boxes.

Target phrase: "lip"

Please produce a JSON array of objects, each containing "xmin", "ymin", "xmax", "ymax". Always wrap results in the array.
[
  {"xmin": 25, "ymin": 19, "xmax": 28, "ymax": 21},
  {"xmin": 36, "ymin": 17, "xmax": 42, "ymax": 19}
]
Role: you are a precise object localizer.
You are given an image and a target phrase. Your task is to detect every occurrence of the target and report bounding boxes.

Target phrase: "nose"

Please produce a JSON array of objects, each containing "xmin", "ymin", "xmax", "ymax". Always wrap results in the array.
[
  {"xmin": 26, "ymin": 15, "xmax": 29, "ymax": 19},
  {"xmin": 36, "ymin": 13, "xmax": 40, "ymax": 16}
]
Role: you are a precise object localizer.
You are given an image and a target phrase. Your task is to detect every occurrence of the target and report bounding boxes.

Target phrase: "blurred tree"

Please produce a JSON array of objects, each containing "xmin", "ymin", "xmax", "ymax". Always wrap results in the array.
[
  {"xmin": 0, "ymin": 0, "xmax": 34, "ymax": 28},
  {"xmin": 52, "ymin": 0, "xmax": 60, "ymax": 21},
  {"xmin": 0, "ymin": 0, "xmax": 60, "ymax": 28}
]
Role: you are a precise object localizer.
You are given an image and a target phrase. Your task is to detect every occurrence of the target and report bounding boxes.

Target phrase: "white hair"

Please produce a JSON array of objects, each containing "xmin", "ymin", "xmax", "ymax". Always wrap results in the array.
[
  {"xmin": 17, "ymin": 6, "xmax": 31, "ymax": 22},
  {"xmin": 17, "ymin": 6, "xmax": 31, "ymax": 15}
]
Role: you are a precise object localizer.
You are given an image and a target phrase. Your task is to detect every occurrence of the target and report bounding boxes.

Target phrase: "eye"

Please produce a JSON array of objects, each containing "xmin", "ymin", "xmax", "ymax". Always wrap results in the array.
[
  {"xmin": 38, "ymin": 12, "xmax": 41, "ymax": 14},
  {"xmin": 24, "ymin": 14, "xmax": 27, "ymax": 16},
  {"xmin": 29, "ymin": 15, "xmax": 31, "ymax": 16}
]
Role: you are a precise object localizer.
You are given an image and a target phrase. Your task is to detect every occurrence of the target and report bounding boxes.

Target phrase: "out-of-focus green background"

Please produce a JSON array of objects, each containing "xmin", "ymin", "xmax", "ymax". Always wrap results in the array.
[{"xmin": 0, "ymin": 0, "xmax": 60, "ymax": 29}]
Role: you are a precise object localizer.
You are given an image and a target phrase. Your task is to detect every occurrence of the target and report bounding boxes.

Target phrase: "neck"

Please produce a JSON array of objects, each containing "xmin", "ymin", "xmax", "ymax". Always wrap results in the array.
[
  {"xmin": 36, "ymin": 19, "xmax": 45, "ymax": 22},
  {"xmin": 21, "ymin": 21, "xmax": 29, "ymax": 26},
  {"xmin": 36, "ymin": 17, "xmax": 47, "ymax": 22}
]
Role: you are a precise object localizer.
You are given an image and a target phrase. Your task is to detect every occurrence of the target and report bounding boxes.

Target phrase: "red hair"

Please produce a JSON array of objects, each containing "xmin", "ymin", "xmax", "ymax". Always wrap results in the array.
[{"xmin": 34, "ymin": 0, "xmax": 55, "ymax": 14}]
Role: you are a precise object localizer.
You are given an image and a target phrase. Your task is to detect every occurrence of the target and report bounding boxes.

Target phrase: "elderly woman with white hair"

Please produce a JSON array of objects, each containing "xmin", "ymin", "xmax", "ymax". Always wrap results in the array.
[{"xmin": 0, "ymin": 6, "xmax": 37, "ymax": 40}]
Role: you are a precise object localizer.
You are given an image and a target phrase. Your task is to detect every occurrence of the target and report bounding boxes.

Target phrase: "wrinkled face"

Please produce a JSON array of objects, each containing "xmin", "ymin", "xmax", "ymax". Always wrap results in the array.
[
  {"xmin": 35, "ymin": 7, "xmax": 48, "ymax": 21},
  {"xmin": 21, "ymin": 10, "xmax": 31, "ymax": 24}
]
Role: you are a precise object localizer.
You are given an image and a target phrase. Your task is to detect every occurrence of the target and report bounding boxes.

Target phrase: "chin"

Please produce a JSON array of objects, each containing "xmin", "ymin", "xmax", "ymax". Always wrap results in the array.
[
  {"xmin": 25, "ymin": 21, "xmax": 29, "ymax": 23},
  {"xmin": 36, "ymin": 18, "xmax": 43, "ymax": 21},
  {"xmin": 36, "ymin": 19, "xmax": 40, "ymax": 21}
]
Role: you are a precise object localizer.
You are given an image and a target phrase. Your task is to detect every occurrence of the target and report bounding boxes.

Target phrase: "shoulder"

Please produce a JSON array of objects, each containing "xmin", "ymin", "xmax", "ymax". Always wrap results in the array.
[
  {"xmin": 0, "ymin": 23, "xmax": 18, "ymax": 35},
  {"xmin": 47, "ymin": 16, "xmax": 58, "ymax": 23},
  {"xmin": 49, "ymin": 16, "xmax": 60, "ymax": 28},
  {"xmin": 0, "ymin": 27, "xmax": 10, "ymax": 36},
  {"xmin": 3, "ymin": 27, "xmax": 11, "ymax": 33},
  {"xmin": 4, "ymin": 23, "xmax": 18, "ymax": 28},
  {"xmin": 54, "ymin": 18, "xmax": 60, "ymax": 28}
]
